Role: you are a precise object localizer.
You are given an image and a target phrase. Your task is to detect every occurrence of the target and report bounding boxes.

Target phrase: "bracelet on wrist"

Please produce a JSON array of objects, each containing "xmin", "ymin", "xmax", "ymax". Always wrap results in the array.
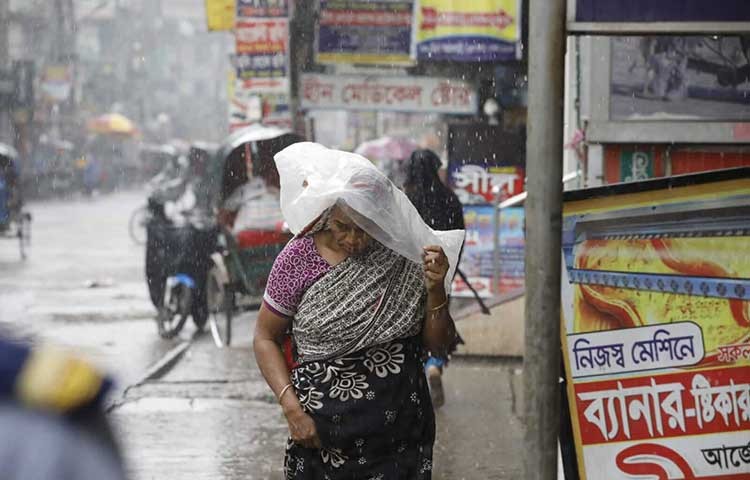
[
  {"xmin": 278, "ymin": 383, "xmax": 294, "ymax": 404},
  {"xmin": 429, "ymin": 299, "xmax": 448, "ymax": 312}
]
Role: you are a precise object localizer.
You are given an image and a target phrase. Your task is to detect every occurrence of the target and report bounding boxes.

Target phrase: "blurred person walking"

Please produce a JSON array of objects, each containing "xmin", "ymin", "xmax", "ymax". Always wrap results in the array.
[
  {"xmin": 403, "ymin": 149, "xmax": 465, "ymax": 408},
  {"xmin": 0, "ymin": 335, "xmax": 126, "ymax": 480}
]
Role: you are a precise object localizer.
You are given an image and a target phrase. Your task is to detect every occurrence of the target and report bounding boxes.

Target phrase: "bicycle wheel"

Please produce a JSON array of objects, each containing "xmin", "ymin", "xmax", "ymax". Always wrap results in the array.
[
  {"xmin": 157, "ymin": 283, "xmax": 191, "ymax": 339},
  {"xmin": 129, "ymin": 206, "xmax": 149, "ymax": 245},
  {"xmin": 207, "ymin": 266, "xmax": 233, "ymax": 347}
]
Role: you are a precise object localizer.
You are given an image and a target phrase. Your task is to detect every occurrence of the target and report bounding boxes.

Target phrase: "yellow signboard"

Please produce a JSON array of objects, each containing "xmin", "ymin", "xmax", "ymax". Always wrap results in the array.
[
  {"xmin": 560, "ymin": 171, "xmax": 750, "ymax": 480},
  {"xmin": 205, "ymin": 0, "xmax": 235, "ymax": 32},
  {"xmin": 415, "ymin": 0, "xmax": 520, "ymax": 61}
]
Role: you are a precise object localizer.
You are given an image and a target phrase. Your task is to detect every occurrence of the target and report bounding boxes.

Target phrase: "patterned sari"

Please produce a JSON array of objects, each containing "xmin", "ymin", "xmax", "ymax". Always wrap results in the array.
[{"xmin": 282, "ymin": 242, "xmax": 435, "ymax": 479}]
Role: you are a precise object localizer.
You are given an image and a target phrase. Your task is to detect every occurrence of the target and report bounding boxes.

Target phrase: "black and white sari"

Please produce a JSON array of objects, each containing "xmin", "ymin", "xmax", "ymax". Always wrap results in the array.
[{"xmin": 284, "ymin": 243, "xmax": 435, "ymax": 480}]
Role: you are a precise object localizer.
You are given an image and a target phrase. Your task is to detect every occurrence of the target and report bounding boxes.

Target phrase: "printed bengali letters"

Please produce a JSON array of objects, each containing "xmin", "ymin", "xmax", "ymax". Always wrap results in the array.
[
  {"xmin": 578, "ymin": 373, "xmax": 750, "ymax": 443},
  {"xmin": 701, "ymin": 442, "xmax": 750, "ymax": 470}
]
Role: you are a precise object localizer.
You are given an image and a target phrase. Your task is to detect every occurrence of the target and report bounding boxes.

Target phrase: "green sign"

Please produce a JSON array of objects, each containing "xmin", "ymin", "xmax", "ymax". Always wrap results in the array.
[{"xmin": 620, "ymin": 150, "xmax": 653, "ymax": 182}]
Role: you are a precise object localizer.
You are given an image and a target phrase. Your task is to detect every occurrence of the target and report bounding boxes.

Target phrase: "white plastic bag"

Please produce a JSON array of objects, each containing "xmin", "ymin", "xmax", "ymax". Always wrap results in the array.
[{"xmin": 274, "ymin": 142, "xmax": 465, "ymax": 293}]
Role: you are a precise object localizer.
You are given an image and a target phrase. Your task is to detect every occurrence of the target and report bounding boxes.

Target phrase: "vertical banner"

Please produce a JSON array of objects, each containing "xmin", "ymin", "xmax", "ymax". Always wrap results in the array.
[
  {"xmin": 316, "ymin": 0, "xmax": 416, "ymax": 65},
  {"xmin": 205, "ymin": 0, "xmax": 235, "ymax": 31},
  {"xmin": 414, "ymin": 0, "xmax": 521, "ymax": 62},
  {"xmin": 233, "ymin": 0, "xmax": 291, "ymax": 129},
  {"xmin": 560, "ymin": 171, "xmax": 750, "ymax": 480}
]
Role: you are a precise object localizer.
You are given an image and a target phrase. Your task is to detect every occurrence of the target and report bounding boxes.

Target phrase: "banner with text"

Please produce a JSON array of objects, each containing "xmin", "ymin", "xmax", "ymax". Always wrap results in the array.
[
  {"xmin": 317, "ymin": 0, "xmax": 415, "ymax": 66},
  {"xmin": 414, "ymin": 0, "xmax": 520, "ymax": 62},
  {"xmin": 561, "ymin": 172, "xmax": 750, "ymax": 480}
]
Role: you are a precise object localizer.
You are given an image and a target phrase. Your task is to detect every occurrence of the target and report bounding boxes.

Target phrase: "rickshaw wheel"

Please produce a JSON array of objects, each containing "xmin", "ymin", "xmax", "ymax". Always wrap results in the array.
[
  {"xmin": 157, "ymin": 283, "xmax": 191, "ymax": 339},
  {"xmin": 207, "ymin": 266, "xmax": 233, "ymax": 347}
]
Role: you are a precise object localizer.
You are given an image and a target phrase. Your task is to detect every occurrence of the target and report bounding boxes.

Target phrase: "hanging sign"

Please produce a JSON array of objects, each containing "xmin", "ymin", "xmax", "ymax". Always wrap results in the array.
[
  {"xmin": 316, "ymin": 0, "xmax": 415, "ymax": 66},
  {"xmin": 414, "ymin": 0, "xmax": 521, "ymax": 62}
]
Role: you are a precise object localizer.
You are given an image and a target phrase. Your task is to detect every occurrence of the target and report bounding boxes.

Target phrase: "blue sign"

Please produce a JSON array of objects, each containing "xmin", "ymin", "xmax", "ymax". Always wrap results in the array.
[
  {"xmin": 316, "ymin": 0, "xmax": 415, "ymax": 66},
  {"xmin": 574, "ymin": 0, "xmax": 750, "ymax": 23}
]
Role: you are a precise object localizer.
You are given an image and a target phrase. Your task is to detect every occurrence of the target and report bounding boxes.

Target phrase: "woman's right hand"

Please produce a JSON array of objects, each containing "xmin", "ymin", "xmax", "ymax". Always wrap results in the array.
[{"xmin": 283, "ymin": 404, "xmax": 322, "ymax": 449}]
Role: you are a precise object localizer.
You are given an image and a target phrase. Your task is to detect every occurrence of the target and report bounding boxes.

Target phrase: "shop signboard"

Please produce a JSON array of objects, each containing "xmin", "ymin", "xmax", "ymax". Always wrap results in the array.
[
  {"xmin": 560, "ymin": 169, "xmax": 750, "ymax": 480},
  {"xmin": 316, "ymin": 0, "xmax": 415, "ymax": 66},
  {"xmin": 205, "ymin": 0, "xmax": 235, "ymax": 31},
  {"xmin": 300, "ymin": 73, "xmax": 476, "ymax": 114},
  {"xmin": 451, "ymin": 205, "xmax": 525, "ymax": 298},
  {"xmin": 446, "ymin": 124, "xmax": 525, "ymax": 205},
  {"xmin": 568, "ymin": 0, "xmax": 750, "ymax": 33},
  {"xmin": 414, "ymin": 0, "xmax": 521, "ymax": 62}
]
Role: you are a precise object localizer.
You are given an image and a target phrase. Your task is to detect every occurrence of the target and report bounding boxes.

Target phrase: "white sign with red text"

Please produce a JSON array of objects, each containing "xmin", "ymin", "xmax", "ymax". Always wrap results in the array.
[{"xmin": 300, "ymin": 73, "xmax": 477, "ymax": 114}]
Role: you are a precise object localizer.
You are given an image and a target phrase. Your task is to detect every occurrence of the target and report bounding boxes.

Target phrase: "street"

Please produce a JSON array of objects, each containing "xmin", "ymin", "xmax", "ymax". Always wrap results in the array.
[{"xmin": 0, "ymin": 191, "xmax": 527, "ymax": 479}]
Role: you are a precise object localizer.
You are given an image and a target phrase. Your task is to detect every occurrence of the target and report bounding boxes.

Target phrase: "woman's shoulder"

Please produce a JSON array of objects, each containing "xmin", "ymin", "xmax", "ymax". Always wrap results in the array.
[{"xmin": 272, "ymin": 235, "xmax": 330, "ymax": 277}]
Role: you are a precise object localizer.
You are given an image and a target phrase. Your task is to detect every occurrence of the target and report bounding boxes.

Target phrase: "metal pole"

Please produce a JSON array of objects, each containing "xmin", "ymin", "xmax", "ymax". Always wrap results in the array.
[{"xmin": 523, "ymin": 0, "xmax": 566, "ymax": 478}]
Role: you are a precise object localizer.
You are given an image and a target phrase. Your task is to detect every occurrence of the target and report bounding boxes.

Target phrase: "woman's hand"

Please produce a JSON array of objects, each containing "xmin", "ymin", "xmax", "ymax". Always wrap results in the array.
[
  {"xmin": 283, "ymin": 401, "xmax": 322, "ymax": 449},
  {"xmin": 422, "ymin": 245, "xmax": 449, "ymax": 293}
]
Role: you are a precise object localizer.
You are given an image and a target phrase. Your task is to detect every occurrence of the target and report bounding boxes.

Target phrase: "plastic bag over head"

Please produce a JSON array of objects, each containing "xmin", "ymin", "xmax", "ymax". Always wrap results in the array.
[{"xmin": 274, "ymin": 142, "xmax": 465, "ymax": 293}]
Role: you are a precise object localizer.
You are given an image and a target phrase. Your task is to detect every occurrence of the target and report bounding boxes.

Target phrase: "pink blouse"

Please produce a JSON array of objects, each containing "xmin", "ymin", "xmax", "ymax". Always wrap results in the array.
[{"xmin": 263, "ymin": 235, "xmax": 332, "ymax": 318}]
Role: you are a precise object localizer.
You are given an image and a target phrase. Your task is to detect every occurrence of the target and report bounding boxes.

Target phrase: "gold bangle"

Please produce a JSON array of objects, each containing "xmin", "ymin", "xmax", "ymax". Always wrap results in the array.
[
  {"xmin": 278, "ymin": 383, "xmax": 294, "ymax": 404},
  {"xmin": 429, "ymin": 299, "xmax": 448, "ymax": 312}
]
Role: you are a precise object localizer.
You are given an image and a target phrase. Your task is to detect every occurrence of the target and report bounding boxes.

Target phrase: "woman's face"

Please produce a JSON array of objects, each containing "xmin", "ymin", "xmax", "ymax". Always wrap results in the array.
[{"xmin": 328, "ymin": 206, "xmax": 371, "ymax": 256}]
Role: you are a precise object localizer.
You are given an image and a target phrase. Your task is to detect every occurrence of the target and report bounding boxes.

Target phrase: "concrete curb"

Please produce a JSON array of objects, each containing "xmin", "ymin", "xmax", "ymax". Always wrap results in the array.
[{"xmin": 106, "ymin": 339, "xmax": 192, "ymax": 412}]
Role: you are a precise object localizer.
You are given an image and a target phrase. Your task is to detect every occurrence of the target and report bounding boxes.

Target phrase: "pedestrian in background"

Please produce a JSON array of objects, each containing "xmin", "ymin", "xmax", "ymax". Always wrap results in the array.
[
  {"xmin": 403, "ymin": 149, "xmax": 465, "ymax": 408},
  {"xmin": 0, "ymin": 334, "xmax": 126, "ymax": 480}
]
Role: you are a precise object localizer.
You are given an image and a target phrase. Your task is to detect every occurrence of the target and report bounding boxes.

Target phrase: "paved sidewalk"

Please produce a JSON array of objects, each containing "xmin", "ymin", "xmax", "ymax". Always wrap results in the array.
[{"xmin": 110, "ymin": 317, "xmax": 526, "ymax": 479}]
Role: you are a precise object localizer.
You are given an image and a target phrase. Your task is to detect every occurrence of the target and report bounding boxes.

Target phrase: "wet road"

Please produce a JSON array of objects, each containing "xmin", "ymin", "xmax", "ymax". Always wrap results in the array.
[{"xmin": 0, "ymin": 189, "xmax": 186, "ymax": 392}]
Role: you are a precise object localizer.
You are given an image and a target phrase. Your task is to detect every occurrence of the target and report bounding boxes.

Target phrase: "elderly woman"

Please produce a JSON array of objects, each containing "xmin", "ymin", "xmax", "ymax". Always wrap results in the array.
[{"xmin": 254, "ymin": 143, "xmax": 463, "ymax": 479}]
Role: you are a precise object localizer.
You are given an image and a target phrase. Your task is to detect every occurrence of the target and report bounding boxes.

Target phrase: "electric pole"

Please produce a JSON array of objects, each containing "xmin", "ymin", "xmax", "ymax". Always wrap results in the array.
[{"xmin": 523, "ymin": 0, "xmax": 566, "ymax": 479}]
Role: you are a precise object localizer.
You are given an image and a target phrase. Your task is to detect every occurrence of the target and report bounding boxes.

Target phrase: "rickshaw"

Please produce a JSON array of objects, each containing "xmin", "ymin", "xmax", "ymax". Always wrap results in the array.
[
  {"xmin": 205, "ymin": 125, "xmax": 303, "ymax": 347},
  {"xmin": 145, "ymin": 141, "xmax": 220, "ymax": 339},
  {"xmin": 0, "ymin": 143, "xmax": 31, "ymax": 259}
]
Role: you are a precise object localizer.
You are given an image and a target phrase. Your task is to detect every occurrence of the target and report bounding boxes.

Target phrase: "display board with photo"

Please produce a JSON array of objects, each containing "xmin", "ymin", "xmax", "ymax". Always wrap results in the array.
[{"xmin": 610, "ymin": 36, "xmax": 750, "ymax": 121}]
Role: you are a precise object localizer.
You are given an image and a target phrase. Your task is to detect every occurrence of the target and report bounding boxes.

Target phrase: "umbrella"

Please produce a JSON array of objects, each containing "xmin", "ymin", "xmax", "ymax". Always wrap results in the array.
[
  {"xmin": 217, "ymin": 123, "xmax": 292, "ymax": 161},
  {"xmin": 354, "ymin": 136, "xmax": 418, "ymax": 162},
  {"xmin": 87, "ymin": 113, "xmax": 138, "ymax": 136}
]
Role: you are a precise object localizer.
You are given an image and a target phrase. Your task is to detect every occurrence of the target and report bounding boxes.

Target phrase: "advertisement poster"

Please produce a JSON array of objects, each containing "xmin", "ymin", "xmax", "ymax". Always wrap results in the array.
[
  {"xmin": 610, "ymin": 36, "xmax": 750, "ymax": 122},
  {"xmin": 317, "ymin": 0, "xmax": 415, "ymax": 65},
  {"xmin": 237, "ymin": 0, "xmax": 288, "ymax": 18},
  {"xmin": 560, "ymin": 171, "xmax": 750, "ymax": 480},
  {"xmin": 451, "ymin": 205, "xmax": 525, "ymax": 298},
  {"xmin": 229, "ymin": 77, "xmax": 292, "ymax": 131},
  {"xmin": 414, "ymin": 0, "xmax": 521, "ymax": 62},
  {"xmin": 235, "ymin": 18, "xmax": 289, "ymax": 79},
  {"xmin": 300, "ymin": 73, "xmax": 476, "ymax": 114}
]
